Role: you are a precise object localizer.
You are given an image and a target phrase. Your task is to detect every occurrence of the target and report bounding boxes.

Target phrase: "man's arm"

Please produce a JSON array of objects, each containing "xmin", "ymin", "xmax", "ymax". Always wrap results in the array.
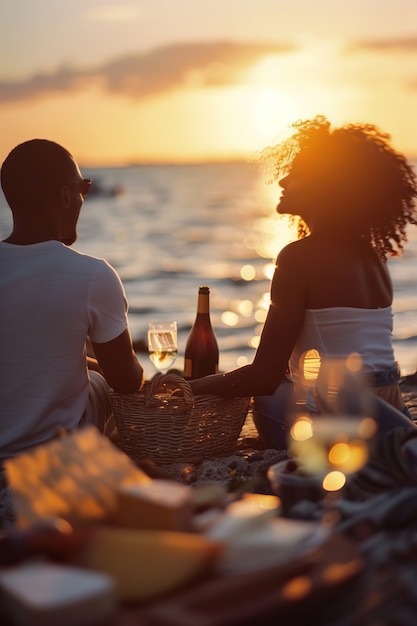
[{"xmin": 91, "ymin": 329, "xmax": 144, "ymax": 393}]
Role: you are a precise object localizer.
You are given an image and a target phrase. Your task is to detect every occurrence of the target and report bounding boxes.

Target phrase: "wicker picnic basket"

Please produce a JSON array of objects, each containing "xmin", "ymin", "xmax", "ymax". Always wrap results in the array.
[{"xmin": 110, "ymin": 373, "xmax": 250, "ymax": 464}]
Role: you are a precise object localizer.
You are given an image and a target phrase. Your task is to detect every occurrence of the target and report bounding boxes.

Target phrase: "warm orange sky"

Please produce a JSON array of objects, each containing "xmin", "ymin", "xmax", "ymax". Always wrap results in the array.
[{"xmin": 1, "ymin": 0, "xmax": 417, "ymax": 165}]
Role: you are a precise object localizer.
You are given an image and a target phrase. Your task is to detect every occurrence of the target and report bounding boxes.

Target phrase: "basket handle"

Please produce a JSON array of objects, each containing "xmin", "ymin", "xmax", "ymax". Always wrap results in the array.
[{"xmin": 144, "ymin": 373, "xmax": 194, "ymax": 408}]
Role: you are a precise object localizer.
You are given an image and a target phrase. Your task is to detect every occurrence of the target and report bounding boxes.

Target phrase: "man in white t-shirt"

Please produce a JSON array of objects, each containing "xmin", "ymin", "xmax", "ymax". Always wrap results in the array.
[{"xmin": 0, "ymin": 139, "xmax": 144, "ymax": 459}]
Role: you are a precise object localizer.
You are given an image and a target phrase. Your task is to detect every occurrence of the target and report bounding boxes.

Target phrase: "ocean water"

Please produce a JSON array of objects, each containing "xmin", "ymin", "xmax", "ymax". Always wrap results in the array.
[{"xmin": 1, "ymin": 160, "xmax": 417, "ymax": 379}]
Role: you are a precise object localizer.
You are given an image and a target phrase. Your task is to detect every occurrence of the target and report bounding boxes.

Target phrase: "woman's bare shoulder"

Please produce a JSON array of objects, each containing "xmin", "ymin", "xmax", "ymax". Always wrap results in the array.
[{"xmin": 276, "ymin": 237, "xmax": 314, "ymax": 266}]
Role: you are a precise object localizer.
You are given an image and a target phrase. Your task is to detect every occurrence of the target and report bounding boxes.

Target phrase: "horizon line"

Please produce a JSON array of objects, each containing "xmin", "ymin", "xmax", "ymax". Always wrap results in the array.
[
  {"xmin": 80, "ymin": 154, "xmax": 260, "ymax": 169},
  {"xmin": 80, "ymin": 151, "xmax": 417, "ymax": 169}
]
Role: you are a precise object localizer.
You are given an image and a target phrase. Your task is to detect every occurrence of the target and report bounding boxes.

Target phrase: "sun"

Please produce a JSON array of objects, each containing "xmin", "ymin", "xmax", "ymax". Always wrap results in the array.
[{"xmin": 253, "ymin": 88, "xmax": 301, "ymax": 144}]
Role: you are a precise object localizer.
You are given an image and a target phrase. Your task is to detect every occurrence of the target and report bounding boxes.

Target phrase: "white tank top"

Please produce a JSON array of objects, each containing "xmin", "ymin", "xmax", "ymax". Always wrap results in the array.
[{"xmin": 289, "ymin": 306, "xmax": 396, "ymax": 407}]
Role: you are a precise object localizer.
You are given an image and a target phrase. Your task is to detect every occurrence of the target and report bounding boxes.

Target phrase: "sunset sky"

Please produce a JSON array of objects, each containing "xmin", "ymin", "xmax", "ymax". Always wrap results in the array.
[{"xmin": 1, "ymin": 0, "xmax": 417, "ymax": 165}]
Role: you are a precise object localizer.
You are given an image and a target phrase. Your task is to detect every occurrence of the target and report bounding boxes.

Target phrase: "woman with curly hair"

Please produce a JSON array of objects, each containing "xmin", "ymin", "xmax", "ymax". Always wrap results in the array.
[{"xmin": 190, "ymin": 116, "xmax": 417, "ymax": 448}]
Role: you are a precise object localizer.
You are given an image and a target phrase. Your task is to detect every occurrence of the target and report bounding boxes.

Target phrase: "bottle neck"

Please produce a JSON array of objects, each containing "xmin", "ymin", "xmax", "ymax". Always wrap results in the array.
[{"xmin": 197, "ymin": 292, "xmax": 210, "ymax": 315}]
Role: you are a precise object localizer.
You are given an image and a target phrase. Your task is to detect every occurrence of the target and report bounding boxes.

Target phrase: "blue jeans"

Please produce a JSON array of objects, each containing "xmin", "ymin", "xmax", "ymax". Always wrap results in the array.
[
  {"xmin": 252, "ymin": 379, "xmax": 414, "ymax": 450},
  {"xmin": 252, "ymin": 378, "xmax": 295, "ymax": 449}
]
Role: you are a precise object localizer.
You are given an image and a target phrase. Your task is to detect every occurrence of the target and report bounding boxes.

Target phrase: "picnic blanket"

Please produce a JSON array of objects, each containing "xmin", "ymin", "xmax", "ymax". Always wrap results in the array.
[
  {"xmin": 2, "ymin": 375, "xmax": 417, "ymax": 622},
  {"xmin": 2, "ymin": 420, "xmax": 417, "ymax": 622}
]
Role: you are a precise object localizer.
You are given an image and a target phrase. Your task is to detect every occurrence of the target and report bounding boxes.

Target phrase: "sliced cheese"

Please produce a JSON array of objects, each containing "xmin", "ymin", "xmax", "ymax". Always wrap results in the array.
[
  {"xmin": 206, "ymin": 493, "xmax": 280, "ymax": 541},
  {"xmin": 74, "ymin": 526, "xmax": 222, "ymax": 602},
  {"xmin": 214, "ymin": 517, "xmax": 324, "ymax": 574},
  {"xmin": 0, "ymin": 561, "xmax": 116, "ymax": 626},
  {"xmin": 111, "ymin": 479, "xmax": 193, "ymax": 531}
]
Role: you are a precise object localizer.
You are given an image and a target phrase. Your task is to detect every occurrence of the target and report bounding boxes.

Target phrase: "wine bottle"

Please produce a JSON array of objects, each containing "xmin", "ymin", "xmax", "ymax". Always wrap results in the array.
[{"xmin": 183, "ymin": 286, "xmax": 219, "ymax": 380}]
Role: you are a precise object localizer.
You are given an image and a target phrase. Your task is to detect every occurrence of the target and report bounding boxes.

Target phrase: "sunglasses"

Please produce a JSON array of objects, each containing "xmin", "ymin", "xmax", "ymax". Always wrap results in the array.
[
  {"xmin": 79, "ymin": 178, "xmax": 92, "ymax": 198},
  {"xmin": 66, "ymin": 178, "xmax": 92, "ymax": 199}
]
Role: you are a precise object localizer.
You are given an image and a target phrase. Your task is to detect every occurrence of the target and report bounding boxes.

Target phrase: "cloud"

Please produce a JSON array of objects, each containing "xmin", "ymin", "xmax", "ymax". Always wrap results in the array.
[
  {"xmin": 0, "ymin": 40, "xmax": 295, "ymax": 105},
  {"xmin": 0, "ymin": 67, "xmax": 92, "ymax": 104},
  {"xmin": 345, "ymin": 36, "xmax": 417, "ymax": 91},
  {"xmin": 346, "ymin": 36, "xmax": 417, "ymax": 53}
]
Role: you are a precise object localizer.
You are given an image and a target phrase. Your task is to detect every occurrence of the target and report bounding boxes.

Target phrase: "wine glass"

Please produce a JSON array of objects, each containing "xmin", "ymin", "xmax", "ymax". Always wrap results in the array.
[
  {"xmin": 289, "ymin": 413, "xmax": 376, "ymax": 488},
  {"xmin": 288, "ymin": 354, "xmax": 378, "ymax": 524},
  {"xmin": 147, "ymin": 322, "xmax": 178, "ymax": 374}
]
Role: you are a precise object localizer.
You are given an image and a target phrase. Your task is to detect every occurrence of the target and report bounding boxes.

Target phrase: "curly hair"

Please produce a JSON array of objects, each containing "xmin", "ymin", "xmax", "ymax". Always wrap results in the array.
[{"xmin": 260, "ymin": 116, "xmax": 417, "ymax": 260}]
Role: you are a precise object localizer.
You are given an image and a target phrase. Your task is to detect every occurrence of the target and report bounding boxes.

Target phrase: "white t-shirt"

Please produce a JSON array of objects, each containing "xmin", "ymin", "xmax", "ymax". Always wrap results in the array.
[{"xmin": 0, "ymin": 241, "xmax": 128, "ymax": 458}]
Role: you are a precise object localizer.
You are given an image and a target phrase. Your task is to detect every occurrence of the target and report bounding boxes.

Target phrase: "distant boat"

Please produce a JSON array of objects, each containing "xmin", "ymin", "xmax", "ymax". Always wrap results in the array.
[{"xmin": 87, "ymin": 179, "xmax": 126, "ymax": 198}]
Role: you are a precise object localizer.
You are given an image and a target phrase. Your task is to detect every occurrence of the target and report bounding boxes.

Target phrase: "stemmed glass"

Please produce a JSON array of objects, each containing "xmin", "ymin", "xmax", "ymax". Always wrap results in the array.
[
  {"xmin": 288, "ymin": 355, "xmax": 378, "ymax": 523},
  {"xmin": 147, "ymin": 322, "xmax": 178, "ymax": 374}
]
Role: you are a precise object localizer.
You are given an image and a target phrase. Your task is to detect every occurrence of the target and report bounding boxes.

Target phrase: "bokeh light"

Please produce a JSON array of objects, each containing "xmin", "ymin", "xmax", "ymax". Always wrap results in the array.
[
  {"xmin": 290, "ymin": 416, "xmax": 313, "ymax": 441},
  {"xmin": 221, "ymin": 311, "xmax": 239, "ymax": 326},
  {"xmin": 263, "ymin": 262, "xmax": 275, "ymax": 280},
  {"xmin": 322, "ymin": 471, "xmax": 346, "ymax": 492},
  {"xmin": 254, "ymin": 308, "xmax": 267, "ymax": 323},
  {"xmin": 236, "ymin": 299, "xmax": 253, "ymax": 316},
  {"xmin": 240, "ymin": 264, "xmax": 256, "ymax": 281}
]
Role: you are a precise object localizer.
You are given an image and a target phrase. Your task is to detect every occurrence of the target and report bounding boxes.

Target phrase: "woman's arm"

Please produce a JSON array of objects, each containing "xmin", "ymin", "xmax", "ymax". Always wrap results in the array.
[{"xmin": 189, "ymin": 242, "xmax": 307, "ymax": 397}]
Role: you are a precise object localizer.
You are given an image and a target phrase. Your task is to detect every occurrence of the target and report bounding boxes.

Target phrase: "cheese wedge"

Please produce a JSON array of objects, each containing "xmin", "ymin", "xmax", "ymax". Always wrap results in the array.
[
  {"xmin": 74, "ymin": 526, "xmax": 222, "ymax": 602},
  {"xmin": 110, "ymin": 479, "xmax": 193, "ymax": 531},
  {"xmin": 5, "ymin": 426, "xmax": 151, "ymax": 529},
  {"xmin": 0, "ymin": 561, "xmax": 116, "ymax": 626}
]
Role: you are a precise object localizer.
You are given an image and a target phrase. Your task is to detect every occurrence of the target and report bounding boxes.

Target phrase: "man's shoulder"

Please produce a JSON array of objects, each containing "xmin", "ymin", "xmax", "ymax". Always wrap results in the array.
[{"xmin": 66, "ymin": 246, "xmax": 111, "ymax": 269}]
